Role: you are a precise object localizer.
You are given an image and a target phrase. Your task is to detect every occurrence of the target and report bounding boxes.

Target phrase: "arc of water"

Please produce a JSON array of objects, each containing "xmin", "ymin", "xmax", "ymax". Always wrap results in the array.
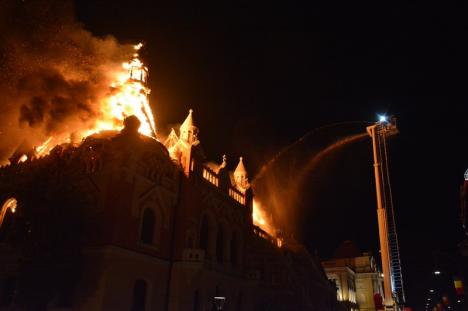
[
  {"xmin": 252, "ymin": 128, "xmax": 369, "ymax": 237},
  {"xmin": 253, "ymin": 121, "xmax": 372, "ymax": 183},
  {"xmin": 297, "ymin": 133, "xmax": 369, "ymax": 186}
]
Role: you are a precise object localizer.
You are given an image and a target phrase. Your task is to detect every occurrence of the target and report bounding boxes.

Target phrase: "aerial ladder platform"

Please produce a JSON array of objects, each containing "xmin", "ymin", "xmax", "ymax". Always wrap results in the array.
[{"xmin": 367, "ymin": 117, "xmax": 405, "ymax": 311}]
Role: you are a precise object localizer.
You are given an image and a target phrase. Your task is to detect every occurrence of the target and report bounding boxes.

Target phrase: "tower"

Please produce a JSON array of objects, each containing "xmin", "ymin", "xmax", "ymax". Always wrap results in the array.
[
  {"xmin": 164, "ymin": 128, "xmax": 179, "ymax": 151},
  {"xmin": 234, "ymin": 157, "xmax": 250, "ymax": 191},
  {"xmin": 179, "ymin": 109, "xmax": 198, "ymax": 145},
  {"xmin": 163, "ymin": 109, "xmax": 201, "ymax": 176},
  {"xmin": 120, "ymin": 47, "xmax": 157, "ymax": 138}
]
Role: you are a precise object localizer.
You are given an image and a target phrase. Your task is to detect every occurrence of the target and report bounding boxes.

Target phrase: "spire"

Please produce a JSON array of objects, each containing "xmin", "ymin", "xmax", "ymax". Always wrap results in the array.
[
  {"xmin": 164, "ymin": 128, "xmax": 179, "ymax": 149},
  {"xmin": 234, "ymin": 157, "xmax": 249, "ymax": 190},
  {"xmin": 180, "ymin": 109, "xmax": 194, "ymax": 131},
  {"xmin": 179, "ymin": 109, "xmax": 198, "ymax": 144},
  {"xmin": 220, "ymin": 154, "xmax": 227, "ymax": 169},
  {"xmin": 234, "ymin": 157, "xmax": 247, "ymax": 175}
]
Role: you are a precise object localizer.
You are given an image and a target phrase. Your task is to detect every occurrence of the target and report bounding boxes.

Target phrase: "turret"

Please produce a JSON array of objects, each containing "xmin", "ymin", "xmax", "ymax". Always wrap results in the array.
[
  {"xmin": 220, "ymin": 154, "xmax": 227, "ymax": 170},
  {"xmin": 121, "ymin": 115, "xmax": 141, "ymax": 136},
  {"xmin": 128, "ymin": 45, "xmax": 148, "ymax": 84},
  {"xmin": 179, "ymin": 109, "xmax": 198, "ymax": 145},
  {"xmin": 234, "ymin": 157, "xmax": 249, "ymax": 191},
  {"xmin": 173, "ymin": 109, "xmax": 200, "ymax": 176},
  {"xmin": 164, "ymin": 128, "xmax": 179, "ymax": 150}
]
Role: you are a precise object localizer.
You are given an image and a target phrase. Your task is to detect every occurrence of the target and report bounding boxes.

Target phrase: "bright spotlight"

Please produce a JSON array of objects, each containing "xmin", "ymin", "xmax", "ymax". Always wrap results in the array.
[{"xmin": 378, "ymin": 114, "xmax": 387, "ymax": 123}]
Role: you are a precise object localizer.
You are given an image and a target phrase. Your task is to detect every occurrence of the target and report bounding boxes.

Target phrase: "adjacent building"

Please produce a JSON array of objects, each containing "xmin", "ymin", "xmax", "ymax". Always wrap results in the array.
[{"xmin": 322, "ymin": 241, "xmax": 384, "ymax": 311}]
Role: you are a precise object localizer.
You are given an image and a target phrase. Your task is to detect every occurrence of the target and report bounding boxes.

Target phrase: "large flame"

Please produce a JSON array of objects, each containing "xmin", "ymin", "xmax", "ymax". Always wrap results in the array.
[
  {"xmin": 253, "ymin": 198, "xmax": 284, "ymax": 247},
  {"xmin": 33, "ymin": 43, "xmax": 156, "ymax": 157},
  {"xmin": 253, "ymin": 198, "xmax": 275, "ymax": 236},
  {"xmin": 93, "ymin": 44, "xmax": 156, "ymax": 137}
]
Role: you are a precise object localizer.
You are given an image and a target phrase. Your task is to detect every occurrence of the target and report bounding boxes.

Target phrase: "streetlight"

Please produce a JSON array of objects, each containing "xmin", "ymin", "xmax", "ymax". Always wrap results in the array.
[
  {"xmin": 213, "ymin": 296, "xmax": 226, "ymax": 311},
  {"xmin": 434, "ymin": 270, "xmax": 441, "ymax": 275}
]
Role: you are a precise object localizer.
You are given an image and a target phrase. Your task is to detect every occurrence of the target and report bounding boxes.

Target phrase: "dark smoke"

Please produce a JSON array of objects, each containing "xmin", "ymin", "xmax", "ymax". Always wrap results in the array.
[
  {"xmin": 18, "ymin": 70, "xmax": 99, "ymax": 133},
  {"xmin": 0, "ymin": 0, "xmax": 134, "ymax": 163}
]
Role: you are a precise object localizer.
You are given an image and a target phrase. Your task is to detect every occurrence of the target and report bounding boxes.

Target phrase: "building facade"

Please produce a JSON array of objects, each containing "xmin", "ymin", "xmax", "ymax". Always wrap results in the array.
[
  {"xmin": 321, "ymin": 241, "xmax": 384, "ymax": 311},
  {"xmin": 0, "ymin": 112, "xmax": 337, "ymax": 310}
]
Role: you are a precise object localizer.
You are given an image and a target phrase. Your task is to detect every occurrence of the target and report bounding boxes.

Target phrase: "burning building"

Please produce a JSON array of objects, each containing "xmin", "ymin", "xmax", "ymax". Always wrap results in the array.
[{"xmin": 0, "ymin": 49, "xmax": 336, "ymax": 310}]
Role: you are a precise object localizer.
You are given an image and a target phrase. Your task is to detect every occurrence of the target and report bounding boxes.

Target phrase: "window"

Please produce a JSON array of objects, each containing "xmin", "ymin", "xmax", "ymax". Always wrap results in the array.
[
  {"xmin": 140, "ymin": 208, "xmax": 155, "ymax": 244},
  {"xmin": 231, "ymin": 232, "xmax": 238, "ymax": 267},
  {"xmin": 216, "ymin": 226, "xmax": 224, "ymax": 263},
  {"xmin": 193, "ymin": 289, "xmax": 200, "ymax": 311},
  {"xmin": 187, "ymin": 233, "xmax": 195, "ymax": 248},
  {"xmin": 0, "ymin": 277, "xmax": 16, "ymax": 306},
  {"xmin": 131, "ymin": 279, "xmax": 147, "ymax": 311},
  {"xmin": 237, "ymin": 291, "xmax": 243, "ymax": 310},
  {"xmin": 199, "ymin": 216, "xmax": 209, "ymax": 252}
]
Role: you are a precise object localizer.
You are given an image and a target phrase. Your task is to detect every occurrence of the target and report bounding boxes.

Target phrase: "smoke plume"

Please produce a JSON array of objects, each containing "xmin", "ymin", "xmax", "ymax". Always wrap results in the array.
[{"xmin": 0, "ymin": 0, "xmax": 134, "ymax": 163}]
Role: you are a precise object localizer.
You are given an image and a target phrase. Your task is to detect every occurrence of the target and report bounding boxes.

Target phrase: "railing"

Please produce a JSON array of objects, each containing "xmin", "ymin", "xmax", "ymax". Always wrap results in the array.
[
  {"xmin": 229, "ymin": 187, "xmax": 245, "ymax": 205},
  {"xmin": 202, "ymin": 167, "xmax": 219, "ymax": 187},
  {"xmin": 252, "ymin": 225, "xmax": 276, "ymax": 245},
  {"xmin": 201, "ymin": 163, "xmax": 247, "ymax": 206}
]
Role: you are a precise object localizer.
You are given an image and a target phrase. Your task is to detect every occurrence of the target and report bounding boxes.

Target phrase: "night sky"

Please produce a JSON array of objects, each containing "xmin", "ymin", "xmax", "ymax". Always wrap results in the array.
[{"xmin": 73, "ymin": 1, "xmax": 468, "ymax": 309}]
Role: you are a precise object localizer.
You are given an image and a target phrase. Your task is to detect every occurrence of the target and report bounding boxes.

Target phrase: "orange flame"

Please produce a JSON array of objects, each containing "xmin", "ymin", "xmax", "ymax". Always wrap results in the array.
[
  {"xmin": 93, "ymin": 44, "xmax": 156, "ymax": 137},
  {"xmin": 32, "ymin": 43, "xmax": 156, "ymax": 158},
  {"xmin": 34, "ymin": 137, "xmax": 53, "ymax": 156},
  {"xmin": 18, "ymin": 155, "xmax": 28, "ymax": 163},
  {"xmin": 253, "ymin": 199, "xmax": 284, "ymax": 247},
  {"xmin": 252, "ymin": 198, "xmax": 275, "ymax": 236}
]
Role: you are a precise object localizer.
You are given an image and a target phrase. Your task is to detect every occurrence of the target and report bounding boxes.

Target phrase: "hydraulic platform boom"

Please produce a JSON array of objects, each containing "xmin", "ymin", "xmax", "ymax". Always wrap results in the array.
[{"xmin": 367, "ymin": 117, "xmax": 405, "ymax": 310}]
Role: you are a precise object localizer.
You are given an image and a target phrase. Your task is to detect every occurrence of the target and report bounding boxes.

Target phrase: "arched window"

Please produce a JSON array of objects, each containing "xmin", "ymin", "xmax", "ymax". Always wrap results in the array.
[
  {"xmin": 140, "ymin": 208, "xmax": 155, "ymax": 244},
  {"xmin": 216, "ymin": 226, "xmax": 224, "ymax": 263},
  {"xmin": 230, "ymin": 232, "xmax": 238, "ymax": 267},
  {"xmin": 0, "ymin": 276, "xmax": 16, "ymax": 306},
  {"xmin": 237, "ymin": 291, "xmax": 243, "ymax": 310},
  {"xmin": 187, "ymin": 233, "xmax": 195, "ymax": 248},
  {"xmin": 131, "ymin": 279, "xmax": 147, "ymax": 311},
  {"xmin": 193, "ymin": 289, "xmax": 200, "ymax": 311},
  {"xmin": 199, "ymin": 216, "xmax": 209, "ymax": 253}
]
